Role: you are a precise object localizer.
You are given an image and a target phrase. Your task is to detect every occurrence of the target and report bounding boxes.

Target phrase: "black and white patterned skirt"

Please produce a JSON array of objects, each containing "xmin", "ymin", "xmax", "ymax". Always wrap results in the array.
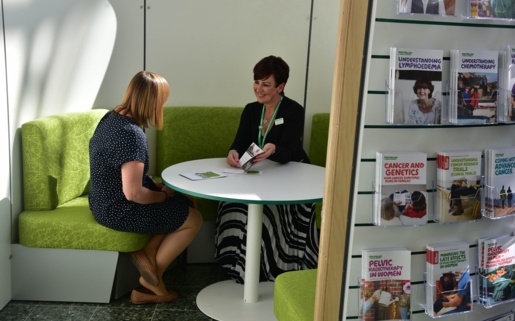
[{"xmin": 214, "ymin": 201, "xmax": 319, "ymax": 283}]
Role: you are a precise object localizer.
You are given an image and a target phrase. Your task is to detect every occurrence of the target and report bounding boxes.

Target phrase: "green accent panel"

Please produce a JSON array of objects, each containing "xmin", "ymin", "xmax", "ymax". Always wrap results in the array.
[
  {"xmin": 21, "ymin": 109, "xmax": 108, "ymax": 210},
  {"xmin": 156, "ymin": 106, "xmax": 243, "ymax": 221},
  {"xmin": 19, "ymin": 197, "xmax": 150, "ymax": 252},
  {"xmin": 309, "ymin": 113, "xmax": 330, "ymax": 228},
  {"xmin": 274, "ymin": 269, "xmax": 317, "ymax": 321},
  {"xmin": 309, "ymin": 113, "xmax": 330, "ymax": 167}
]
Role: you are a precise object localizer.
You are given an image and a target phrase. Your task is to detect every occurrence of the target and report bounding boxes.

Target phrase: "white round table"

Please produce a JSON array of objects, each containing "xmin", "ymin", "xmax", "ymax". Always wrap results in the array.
[{"xmin": 161, "ymin": 158, "xmax": 325, "ymax": 320}]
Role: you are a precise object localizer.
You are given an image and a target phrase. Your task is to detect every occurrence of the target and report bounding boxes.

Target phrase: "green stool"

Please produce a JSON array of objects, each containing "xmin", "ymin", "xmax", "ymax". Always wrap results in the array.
[{"xmin": 274, "ymin": 269, "xmax": 317, "ymax": 321}]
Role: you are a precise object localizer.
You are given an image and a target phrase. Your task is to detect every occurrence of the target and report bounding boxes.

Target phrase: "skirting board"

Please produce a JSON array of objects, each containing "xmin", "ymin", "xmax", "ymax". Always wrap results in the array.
[{"xmin": 11, "ymin": 244, "xmax": 122, "ymax": 303}]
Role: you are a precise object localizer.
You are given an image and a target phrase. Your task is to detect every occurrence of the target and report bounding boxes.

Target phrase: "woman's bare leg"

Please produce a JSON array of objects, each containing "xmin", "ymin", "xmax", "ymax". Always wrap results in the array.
[{"xmin": 139, "ymin": 207, "xmax": 203, "ymax": 295}]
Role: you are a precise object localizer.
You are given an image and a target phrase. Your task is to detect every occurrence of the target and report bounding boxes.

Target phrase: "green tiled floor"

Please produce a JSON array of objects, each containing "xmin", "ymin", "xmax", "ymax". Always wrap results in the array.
[{"xmin": 0, "ymin": 263, "xmax": 228, "ymax": 321}]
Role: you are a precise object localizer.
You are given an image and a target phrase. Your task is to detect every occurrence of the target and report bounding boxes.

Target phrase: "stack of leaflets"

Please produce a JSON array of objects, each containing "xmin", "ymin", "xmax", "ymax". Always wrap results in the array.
[
  {"xmin": 397, "ymin": 0, "xmax": 456, "ymax": 16},
  {"xmin": 425, "ymin": 241, "xmax": 471, "ymax": 317},
  {"xmin": 498, "ymin": 45, "xmax": 515, "ymax": 122},
  {"xmin": 477, "ymin": 232, "xmax": 515, "ymax": 307},
  {"xmin": 387, "ymin": 47, "xmax": 444, "ymax": 125},
  {"xmin": 449, "ymin": 49, "xmax": 499, "ymax": 124},
  {"xmin": 468, "ymin": 0, "xmax": 515, "ymax": 20},
  {"xmin": 360, "ymin": 247, "xmax": 411, "ymax": 321},
  {"xmin": 374, "ymin": 151, "xmax": 428, "ymax": 226},
  {"xmin": 484, "ymin": 146, "xmax": 515, "ymax": 219},
  {"xmin": 435, "ymin": 150, "xmax": 483, "ymax": 223}
]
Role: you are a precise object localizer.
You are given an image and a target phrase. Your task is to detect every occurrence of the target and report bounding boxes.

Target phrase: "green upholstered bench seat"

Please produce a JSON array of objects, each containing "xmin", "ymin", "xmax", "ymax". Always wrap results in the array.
[
  {"xmin": 156, "ymin": 106, "xmax": 244, "ymax": 221},
  {"xmin": 19, "ymin": 109, "xmax": 149, "ymax": 252},
  {"xmin": 19, "ymin": 196, "xmax": 149, "ymax": 251},
  {"xmin": 274, "ymin": 269, "xmax": 317, "ymax": 321}
]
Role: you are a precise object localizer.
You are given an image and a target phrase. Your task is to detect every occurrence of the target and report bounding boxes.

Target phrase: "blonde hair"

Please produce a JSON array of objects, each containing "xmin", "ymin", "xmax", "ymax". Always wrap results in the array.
[{"xmin": 119, "ymin": 71, "xmax": 170, "ymax": 129}]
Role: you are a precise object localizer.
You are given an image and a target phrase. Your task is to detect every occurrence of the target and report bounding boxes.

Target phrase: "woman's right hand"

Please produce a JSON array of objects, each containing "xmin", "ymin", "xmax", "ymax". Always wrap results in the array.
[{"xmin": 226, "ymin": 150, "xmax": 241, "ymax": 167}]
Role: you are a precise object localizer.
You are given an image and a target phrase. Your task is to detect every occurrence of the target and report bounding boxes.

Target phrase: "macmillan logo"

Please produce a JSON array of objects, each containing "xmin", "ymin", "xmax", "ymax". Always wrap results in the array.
[
  {"xmin": 461, "ymin": 52, "xmax": 474, "ymax": 57},
  {"xmin": 398, "ymin": 51, "xmax": 412, "ymax": 56},
  {"xmin": 369, "ymin": 255, "xmax": 382, "ymax": 259},
  {"xmin": 384, "ymin": 156, "xmax": 398, "ymax": 160}
]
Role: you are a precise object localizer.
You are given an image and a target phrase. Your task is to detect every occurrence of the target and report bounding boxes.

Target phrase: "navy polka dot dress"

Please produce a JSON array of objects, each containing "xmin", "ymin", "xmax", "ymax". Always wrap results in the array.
[{"xmin": 89, "ymin": 111, "xmax": 191, "ymax": 234}]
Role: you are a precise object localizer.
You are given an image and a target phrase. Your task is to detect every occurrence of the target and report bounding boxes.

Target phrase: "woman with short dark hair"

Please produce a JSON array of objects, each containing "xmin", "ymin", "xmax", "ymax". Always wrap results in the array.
[{"xmin": 217, "ymin": 56, "xmax": 318, "ymax": 283}]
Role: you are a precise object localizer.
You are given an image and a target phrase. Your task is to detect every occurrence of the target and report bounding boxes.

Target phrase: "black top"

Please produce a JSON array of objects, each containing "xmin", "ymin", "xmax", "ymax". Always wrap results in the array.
[
  {"xmin": 230, "ymin": 96, "xmax": 310, "ymax": 164},
  {"xmin": 88, "ymin": 111, "xmax": 191, "ymax": 234}
]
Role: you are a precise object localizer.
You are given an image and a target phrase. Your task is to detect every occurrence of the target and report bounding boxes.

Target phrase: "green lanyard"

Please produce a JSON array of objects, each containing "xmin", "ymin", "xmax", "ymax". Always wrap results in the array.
[{"xmin": 258, "ymin": 97, "xmax": 282, "ymax": 148}]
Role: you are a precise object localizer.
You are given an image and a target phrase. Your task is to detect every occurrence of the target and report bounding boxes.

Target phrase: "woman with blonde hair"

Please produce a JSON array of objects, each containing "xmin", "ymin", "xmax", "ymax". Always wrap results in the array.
[{"xmin": 89, "ymin": 71, "xmax": 203, "ymax": 304}]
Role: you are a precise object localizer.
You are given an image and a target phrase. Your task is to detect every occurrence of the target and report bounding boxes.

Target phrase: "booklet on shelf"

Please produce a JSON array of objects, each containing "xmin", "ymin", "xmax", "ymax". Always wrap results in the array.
[
  {"xmin": 374, "ymin": 151, "xmax": 428, "ymax": 226},
  {"xmin": 425, "ymin": 241, "xmax": 471, "ymax": 317},
  {"xmin": 449, "ymin": 49, "xmax": 499, "ymax": 124},
  {"xmin": 484, "ymin": 146, "xmax": 515, "ymax": 219},
  {"xmin": 478, "ymin": 231, "xmax": 515, "ymax": 307},
  {"xmin": 499, "ymin": 45, "xmax": 515, "ymax": 122},
  {"xmin": 397, "ymin": 0, "xmax": 456, "ymax": 16},
  {"xmin": 239, "ymin": 142, "xmax": 264, "ymax": 171},
  {"xmin": 435, "ymin": 149, "xmax": 483, "ymax": 223},
  {"xmin": 360, "ymin": 247, "xmax": 411, "ymax": 321},
  {"xmin": 468, "ymin": 0, "xmax": 515, "ymax": 20},
  {"xmin": 179, "ymin": 171, "xmax": 226, "ymax": 181},
  {"xmin": 387, "ymin": 47, "xmax": 444, "ymax": 125}
]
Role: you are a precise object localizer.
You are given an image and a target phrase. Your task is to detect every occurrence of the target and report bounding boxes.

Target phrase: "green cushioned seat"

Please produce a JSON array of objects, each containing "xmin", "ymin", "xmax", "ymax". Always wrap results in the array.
[
  {"xmin": 19, "ymin": 197, "xmax": 149, "ymax": 251},
  {"xmin": 20, "ymin": 110, "xmax": 149, "ymax": 252},
  {"xmin": 156, "ymin": 106, "xmax": 243, "ymax": 221},
  {"xmin": 274, "ymin": 269, "xmax": 317, "ymax": 321},
  {"xmin": 309, "ymin": 113, "xmax": 330, "ymax": 228}
]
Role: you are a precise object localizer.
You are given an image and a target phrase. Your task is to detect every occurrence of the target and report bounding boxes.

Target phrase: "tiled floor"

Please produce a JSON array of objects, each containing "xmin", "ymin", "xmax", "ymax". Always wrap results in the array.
[{"xmin": 0, "ymin": 263, "xmax": 229, "ymax": 321}]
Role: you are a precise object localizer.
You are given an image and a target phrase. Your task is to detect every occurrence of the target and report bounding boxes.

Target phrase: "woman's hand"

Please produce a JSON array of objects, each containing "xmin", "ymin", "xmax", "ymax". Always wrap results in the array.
[
  {"xmin": 161, "ymin": 186, "xmax": 175, "ymax": 199},
  {"xmin": 226, "ymin": 150, "xmax": 241, "ymax": 167},
  {"xmin": 153, "ymin": 181, "xmax": 165, "ymax": 190},
  {"xmin": 254, "ymin": 143, "xmax": 276, "ymax": 163}
]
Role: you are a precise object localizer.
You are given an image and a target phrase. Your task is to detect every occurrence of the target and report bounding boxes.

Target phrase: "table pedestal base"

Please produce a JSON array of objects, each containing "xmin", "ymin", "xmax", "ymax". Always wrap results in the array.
[{"xmin": 196, "ymin": 280, "xmax": 276, "ymax": 321}]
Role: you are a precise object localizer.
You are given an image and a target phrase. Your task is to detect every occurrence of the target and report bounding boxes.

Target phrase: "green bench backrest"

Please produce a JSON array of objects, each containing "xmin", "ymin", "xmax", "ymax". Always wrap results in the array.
[
  {"xmin": 156, "ymin": 106, "xmax": 243, "ymax": 174},
  {"xmin": 21, "ymin": 110, "xmax": 108, "ymax": 211}
]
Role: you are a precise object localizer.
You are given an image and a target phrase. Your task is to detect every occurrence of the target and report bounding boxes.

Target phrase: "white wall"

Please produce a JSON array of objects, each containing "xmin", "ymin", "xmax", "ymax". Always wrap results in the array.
[
  {"xmin": 5, "ymin": 0, "xmax": 116, "ymax": 239},
  {"xmin": 95, "ymin": 0, "xmax": 339, "ymax": 176}
]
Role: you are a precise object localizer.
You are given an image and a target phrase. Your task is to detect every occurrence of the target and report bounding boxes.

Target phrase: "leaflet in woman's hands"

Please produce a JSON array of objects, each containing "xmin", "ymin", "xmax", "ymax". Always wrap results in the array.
[{"xmin": 239, "ymin": 142, "xmax": 264, "ymax": 171}]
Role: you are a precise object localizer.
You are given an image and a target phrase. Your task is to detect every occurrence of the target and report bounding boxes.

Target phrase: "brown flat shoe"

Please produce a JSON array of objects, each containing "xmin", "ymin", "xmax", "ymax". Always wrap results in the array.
[
  {"xmin": 130, "ymin": 250, "xmax": 159, "ymax": 287},
  {"xmin": 130, "ymin": 288, "xmax": 179, "ymax": 304}
]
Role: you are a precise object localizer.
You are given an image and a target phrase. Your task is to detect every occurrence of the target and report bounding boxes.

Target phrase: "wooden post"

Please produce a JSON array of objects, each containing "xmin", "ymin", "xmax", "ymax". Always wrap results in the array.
[{"xmin": 314, "ymin": 1, "xmax": 370, "ymax": 320}]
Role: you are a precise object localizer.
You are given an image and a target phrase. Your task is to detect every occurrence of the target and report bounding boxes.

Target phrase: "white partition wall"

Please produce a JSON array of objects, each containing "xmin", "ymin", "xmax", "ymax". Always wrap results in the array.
[
  {"xmin": 339, "ymin": 1, "xmax": 515, "ymax": 320},
  {"xmin": 145, "ymin": 0, "xmax": 311, "ymax": 108},
  {"xmin": 0, "ymin": 5, "xmax": 11, "ymax": 310},
  {"xmin": 93, "ymin": 0, "xmax": 144, "ymax": 110},
  {"xmin": 95, "ymin": 0, "xmax": 339, "ymax": 164}
]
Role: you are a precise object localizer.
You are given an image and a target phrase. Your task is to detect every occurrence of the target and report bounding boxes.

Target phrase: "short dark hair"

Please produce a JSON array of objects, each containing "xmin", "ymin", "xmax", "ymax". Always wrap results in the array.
[
  {"xmin": 412, "ymin": 79, "xmax": 434, "ymax": 98},
  {"xmin": 253, "ymin": 56, "xmax": 289, "ymax": 95}
]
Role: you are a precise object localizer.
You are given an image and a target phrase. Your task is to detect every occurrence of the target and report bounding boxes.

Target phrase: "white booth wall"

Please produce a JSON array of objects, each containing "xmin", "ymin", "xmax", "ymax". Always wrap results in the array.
[{"xmin": 94, "ymin": 0, "xmax": 339, "ymax": 175}]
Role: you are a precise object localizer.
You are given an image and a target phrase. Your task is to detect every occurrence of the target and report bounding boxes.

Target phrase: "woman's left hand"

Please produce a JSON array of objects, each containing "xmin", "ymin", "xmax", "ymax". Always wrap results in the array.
[
  {"xmin": 154, "ymin": 181, "xmax": 165, "ymax": 190},
  {"xmin": 254, "ymin": 143, "xmax": 276, "ymax": 162}
]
